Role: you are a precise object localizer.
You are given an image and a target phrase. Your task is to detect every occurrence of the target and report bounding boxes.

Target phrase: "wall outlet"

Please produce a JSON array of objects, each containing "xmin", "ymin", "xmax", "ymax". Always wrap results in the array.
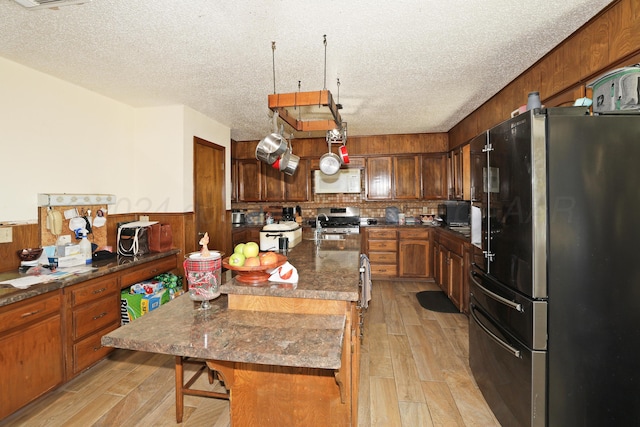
[
  {"xmin": 0, "ymin": 227, "xmax": 12, "ymax": 243},
  {"xmin": 139, "ymin": 215, "xmax": 150, "ymax": 222}
]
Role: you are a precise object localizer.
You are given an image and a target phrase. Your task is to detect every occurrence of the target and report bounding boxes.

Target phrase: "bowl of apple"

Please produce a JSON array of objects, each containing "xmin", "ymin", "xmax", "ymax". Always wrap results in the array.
[{"xmin": 223, "ymin": 242, "xmax": 287, "ymax": 284}]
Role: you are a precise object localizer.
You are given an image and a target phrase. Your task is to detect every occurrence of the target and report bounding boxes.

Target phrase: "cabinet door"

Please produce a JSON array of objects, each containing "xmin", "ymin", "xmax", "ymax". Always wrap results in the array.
[
  {"xmin": 437, "ymin": 244, "xmax": 449, "ymax": 293},
  {"xmin": 263, "ymin": 162, "xmax": 285, "ymax": 201},
  {"xmin": 431, "ymin": 238, "xmax": 440, "ymax": 285},
  {"xmin": 393, "ymin": 156, "xmax": 421, "ymax": 199},
  {"xmin": 399, "ymin": 240, "xmax": 431, "ymax": 277},
  {"xmin": 231, "ymin": 159, "xmax": 238, "ymax": 202},
  {"xmin": 422, "ymin": 154, "xmax": 448, "ymax": 200},
  {"xmin": 283, "ymin": 159, "xmax": 309, "ymax": 202},
  {"xmin": 448, "ymin": 251, "xmax": 464, "ymax": 311},
  {"xmin": 0, "ymin": 294, "xmax": 63, "ymax": 419},
  {"xmin": 451, "ymin": 148, "xmax": 463, "ymax": 200},
  {"xmin": 238, "ymin": 160, "xmax": 262, "ymax": 201},
  {"xmin": 366, "ymin": 157, "xmax": 392, "ymax": 200}
]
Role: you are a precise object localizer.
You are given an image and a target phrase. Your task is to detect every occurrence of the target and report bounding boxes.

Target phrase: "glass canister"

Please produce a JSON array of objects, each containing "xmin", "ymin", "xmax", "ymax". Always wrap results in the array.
[{"xmin": 183, "ymin": 251, "xmax": 222, "ymax": 310}]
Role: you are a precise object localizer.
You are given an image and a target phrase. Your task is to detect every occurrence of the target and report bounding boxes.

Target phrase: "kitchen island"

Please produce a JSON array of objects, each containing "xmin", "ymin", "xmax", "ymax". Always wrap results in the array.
[{"xmin": 102, "ymin": 233, "xmax": 362, "ymax": 427}]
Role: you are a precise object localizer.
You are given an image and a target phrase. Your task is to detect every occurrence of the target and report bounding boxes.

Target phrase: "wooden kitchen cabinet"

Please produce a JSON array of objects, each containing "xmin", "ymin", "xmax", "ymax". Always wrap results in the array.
[
  {"xmin": 64, "ymin": 275, "xmax": 121, "ymax": 377},
  {"xmin": 449, "ymin": 147, "xmax": 464, "ymax": 200},
  {"xmin": 283, "ymin": 159, "xmax": 309, "ymax": 202},
  {"xmin": 0, "ymin": 291, "xmax": 64, "ymax": 419},
  {"xmin": 422, "ymin": 153, "xmax": 448, "ymax": 200},
  {"xmin": 365, "ymin": 156, "xmax": 393, "ymax": 200},
  {"xmin": 393, "ymin": 156, "xmax": 421, "ymax": 199},
  {"xmin": 434, "ymin": 230, "xmax": 466, "ymax": 312},
  {"xmin": 237, "ymin": 159, "xmax": 263, "ymax": 202},
  {"xmin": 366, "ymin": 228, "xmax": 398, "ymax": 277},
  {"xmin": 232, "ymin": 226, "xmax": 261, "ymax": 247},
  {"xmin": 398, "ymin": 229, "xmax": 431, "ymax": 277}
]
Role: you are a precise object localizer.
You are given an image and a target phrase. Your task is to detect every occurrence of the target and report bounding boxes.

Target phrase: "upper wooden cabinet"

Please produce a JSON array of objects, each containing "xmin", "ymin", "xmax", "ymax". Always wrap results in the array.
[
  {"xmin": 365, "ymin": 157, "xmax": 393, "ymax": 200},
  {"xmin": 236, "ymin": 159, "xmax": 310, "ymax": 202},
  {"xmin": 421, "ymin": 153, "xmax": 448, "ymax": 200},
  {"xmin": 393, "ymin": 156, "xmax": 422, "ymax": 200},
  {"xmin": 237, "ymin": 160, "xmax": 262, "ymax": 202}
]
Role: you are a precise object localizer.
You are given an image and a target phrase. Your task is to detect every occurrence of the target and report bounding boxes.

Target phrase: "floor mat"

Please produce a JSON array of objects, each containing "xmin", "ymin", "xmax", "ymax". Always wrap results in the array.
[{"xmin": 416, "ymin": 290, "xmax": 459, "ymax": 313}]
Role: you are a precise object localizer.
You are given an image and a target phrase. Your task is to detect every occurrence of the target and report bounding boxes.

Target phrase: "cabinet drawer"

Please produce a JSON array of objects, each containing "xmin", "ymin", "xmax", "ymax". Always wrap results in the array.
[
  {"xmin": 69, "ymin": 276, "xmax": 119, "ymax": 307},
  {"xmin": 440, "ymin": 233, "xmax": 464, "ymax": 255},
  {"xmin": 73, "ymin": 322, "xmax": 119, "ymax": 374},
  {"xmin": 73, "ymin": 296, "xmax": 120, "ymax": 340},
  {"xmin": 0, "ymin": 291, "xmax": 61, "ymax": 334},
  {"xmin": 370, "ymin": 264, "xmax": 398, "ymax": 276},
  {"xmin": 120, "ymin": 256, "xmax": 177, "ymax": 288},
  {"xmin": 368, "ymin": 229, "xmax": 397, "ymax": 239},
  {"xmin": 399, "ymin": 229, "xmax": 429, "ymax": 240},
  {"xmin": 368, "ymin": 252, "xmax": 397, "ymax": 264},
  {"xmin": 369, "ymin": 240, "xmax": 397, "ymax": 252}
]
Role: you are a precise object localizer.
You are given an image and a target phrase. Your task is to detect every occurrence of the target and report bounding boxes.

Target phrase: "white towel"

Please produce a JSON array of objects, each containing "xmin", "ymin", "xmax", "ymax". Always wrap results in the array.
[
  {"xmin": 359, "ymin": 253, "xmax": 372, "ymax": 309},
  {"xmin": 268, "ymin": 261, "xmax": 298, "ymax": 284}
]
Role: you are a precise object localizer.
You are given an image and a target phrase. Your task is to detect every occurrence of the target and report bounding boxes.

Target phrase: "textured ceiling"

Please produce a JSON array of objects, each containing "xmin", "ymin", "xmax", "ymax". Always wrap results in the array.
[{"xmin": 0, "ymin": 0, "xmax": 613, "ymax": 141}]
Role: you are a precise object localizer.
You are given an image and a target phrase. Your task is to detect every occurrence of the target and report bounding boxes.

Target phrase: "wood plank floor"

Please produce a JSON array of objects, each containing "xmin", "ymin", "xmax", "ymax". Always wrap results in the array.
[{"xmin": 2, "ymin": 279, "xmax": 500, "ymax": 427}]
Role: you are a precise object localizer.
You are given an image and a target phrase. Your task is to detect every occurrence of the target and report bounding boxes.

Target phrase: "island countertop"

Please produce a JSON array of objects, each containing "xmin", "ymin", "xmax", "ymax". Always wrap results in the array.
[
  {"xmin": 103, "ymin": 233, "xmax": 362, "ymax": 370},
  {"xmin": 220, "ymin": 232, "xmax": 362, "ymax": 302}
]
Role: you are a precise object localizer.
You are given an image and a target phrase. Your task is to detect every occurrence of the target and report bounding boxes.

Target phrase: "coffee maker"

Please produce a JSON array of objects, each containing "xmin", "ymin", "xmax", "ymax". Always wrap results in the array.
[{"xmin": 281, "ymin": 207, "xmax": 295, "ymax": 221}]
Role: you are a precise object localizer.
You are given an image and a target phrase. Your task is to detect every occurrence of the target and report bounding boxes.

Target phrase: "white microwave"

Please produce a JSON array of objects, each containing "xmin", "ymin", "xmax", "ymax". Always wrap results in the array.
[{"xmin": 314, "ymin": 169, "xmax": 361, "ymax": 194}]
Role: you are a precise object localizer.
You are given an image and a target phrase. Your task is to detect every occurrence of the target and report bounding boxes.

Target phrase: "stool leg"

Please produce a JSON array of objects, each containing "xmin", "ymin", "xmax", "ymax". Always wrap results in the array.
[{"xmin": 175, "ymin": 356, "xmax": 184, "ymax": 423}]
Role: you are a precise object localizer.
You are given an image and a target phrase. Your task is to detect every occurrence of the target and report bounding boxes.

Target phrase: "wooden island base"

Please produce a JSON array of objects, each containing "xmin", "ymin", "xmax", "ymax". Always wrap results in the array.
[{"xmin": 217, "ymin": 293, "xmax": 359, "ymax": 427}]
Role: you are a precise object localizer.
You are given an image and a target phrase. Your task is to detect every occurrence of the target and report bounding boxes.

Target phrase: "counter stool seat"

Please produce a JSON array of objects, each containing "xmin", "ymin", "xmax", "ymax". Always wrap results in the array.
[{"xmin": 175, "ymin": 356, "xmax": 229, "ymax": 423}]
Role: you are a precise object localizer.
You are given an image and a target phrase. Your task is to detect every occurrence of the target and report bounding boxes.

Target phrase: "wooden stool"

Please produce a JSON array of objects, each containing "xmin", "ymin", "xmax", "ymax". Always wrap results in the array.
[{"xmin": 175, "ymin": 356, "xmax": 230, "ymax": 423}]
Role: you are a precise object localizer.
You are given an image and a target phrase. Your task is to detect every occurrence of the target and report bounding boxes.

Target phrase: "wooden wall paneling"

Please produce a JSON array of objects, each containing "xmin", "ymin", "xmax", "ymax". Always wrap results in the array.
[
  {"xmin": 538, "ymin": 49, "xmax": 565, "ymax": 100},
  {"xmin": 0, "ymin": 223, "xmax": 40, "ymax": 273},
  {"xmin": 543, "ymin": 85, "xmax": 586, "ymax": 108},
  {"xmin": 579, "ymin": 13, "xmax": 610, "ymax": 80},
  {"xmin": 368, "ymin": 135, "xmax": 391, "ymax": 155},
  {"xmin": 607, "ymin": 0, "xmax": 640, "ymax": 63},
  {"xmin": 561, "ymin": 34, "xmax": 582, "ymax": 86}
]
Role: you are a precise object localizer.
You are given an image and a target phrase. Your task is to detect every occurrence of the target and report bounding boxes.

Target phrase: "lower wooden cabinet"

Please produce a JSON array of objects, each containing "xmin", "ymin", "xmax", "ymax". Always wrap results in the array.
[
  {"xmin": 398, "ymin": 229, "xmax": 430, "ymax": 277},
  {"xmin": 232, "ymin": 226, "xmax": 261, "ymax": 247},
  {"xmin": 366, "ymin": 228, "xmax": 398, "ymax": 277},
  {"xmin": 0, "ymin": 291, "xmax": 64, "ymax": 419},
  {"xmin": 65, "ymin": 275, "xmax": 121, "ymax": 377},
  {"xmin": 432, "ymin": 229, "xmax": 467, "ymax": 313}
]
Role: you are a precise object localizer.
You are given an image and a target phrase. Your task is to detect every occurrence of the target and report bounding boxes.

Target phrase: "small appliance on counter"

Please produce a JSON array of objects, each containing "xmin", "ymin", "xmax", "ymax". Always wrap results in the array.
[
  {"xmin": 259, "ymin": 221, "xmax": 302, "ymax": 251},
  {"xmin": 231, "ymin": 210, "xmax": 245, "ymax": 226},
  {"xmin": 437, "ymin": 201, "xmax": 470, "ymax": 226},
  {"xmin": 281, "ymin": 207, "xmax": 295, "ymax": 221}
]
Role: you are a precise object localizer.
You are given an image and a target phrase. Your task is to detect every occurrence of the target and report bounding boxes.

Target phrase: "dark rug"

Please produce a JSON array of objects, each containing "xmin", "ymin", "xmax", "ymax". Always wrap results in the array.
[{"xmin": 416, "ymin": 291, "xmax": 459, "ymax": 313}]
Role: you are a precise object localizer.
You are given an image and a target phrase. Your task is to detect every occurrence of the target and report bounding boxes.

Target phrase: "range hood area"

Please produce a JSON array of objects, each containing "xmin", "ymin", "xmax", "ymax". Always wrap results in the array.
[{"xmin": 313, "ymin": 169, "xmax": 361, "ymax": 194}]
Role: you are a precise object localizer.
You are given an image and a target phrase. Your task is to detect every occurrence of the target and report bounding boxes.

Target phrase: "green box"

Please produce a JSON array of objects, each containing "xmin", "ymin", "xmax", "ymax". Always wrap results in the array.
[{"xmin": 120, "ymin": 289, "xmax": 170, "ymax": 325}]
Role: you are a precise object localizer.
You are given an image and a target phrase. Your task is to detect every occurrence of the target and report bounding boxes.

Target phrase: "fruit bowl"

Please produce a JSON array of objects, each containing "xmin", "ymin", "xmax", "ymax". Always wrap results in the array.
[{"xmin": 222, "ymin": 253, "xmax": 287, "ymax": 284}]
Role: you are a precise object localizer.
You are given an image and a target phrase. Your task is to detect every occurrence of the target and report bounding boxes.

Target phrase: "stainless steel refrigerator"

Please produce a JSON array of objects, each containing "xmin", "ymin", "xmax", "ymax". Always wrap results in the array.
[{"xmin": 468, "ymin": 107, "xmax": 640, "ymax": 426}]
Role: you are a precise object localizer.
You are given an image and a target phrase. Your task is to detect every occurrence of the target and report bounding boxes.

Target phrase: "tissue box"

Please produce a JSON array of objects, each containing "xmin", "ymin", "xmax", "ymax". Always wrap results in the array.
[{"xmin": 120, "ymin": 289, "xmax": 169, "ymax": 325}]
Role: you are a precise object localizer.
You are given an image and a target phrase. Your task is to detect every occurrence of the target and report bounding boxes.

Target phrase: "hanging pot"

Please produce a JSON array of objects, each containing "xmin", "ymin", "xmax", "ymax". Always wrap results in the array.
[
  {"xmin": 338, "ymin": 144, "xmax": 350, "ymax": 164},
  {"xmin": 319, "ymin": 152, "xmax": 341, "ymax": 175},
  {"xmin": 256, "ymin": 133, "xmax": 288, "ymax": 164},
  {"xmin": 282, "ymin": 153, "xmax": 300, "ymax": 176}
]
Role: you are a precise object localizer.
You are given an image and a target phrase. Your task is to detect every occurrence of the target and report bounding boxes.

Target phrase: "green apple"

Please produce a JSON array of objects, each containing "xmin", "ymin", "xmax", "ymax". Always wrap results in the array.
[
  {"xmin": 243, "ymin": 242, "xmax": 259, "ymax": 258},
  {"xmin": 234, "ymin": 243, "xmax": 245, "ymax": 254},
  {"xmin": 228, "ymin": 252, "xmax": 246, "ymax": 267}
]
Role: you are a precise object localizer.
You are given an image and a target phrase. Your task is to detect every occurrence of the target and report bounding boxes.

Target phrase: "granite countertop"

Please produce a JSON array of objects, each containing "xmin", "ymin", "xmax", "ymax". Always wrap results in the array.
[
  {"xmin": 103, "ymin": 233, "xmax": 361, "ymax": 369},
  {"xmin": 360, "ymin": 220, "xmax": 471, "ymax": 240},
  {"xmin": 220, "ymin": 231, "xmax": 361, "ymax": 301},
  {"xmin": 101, "ymin": 293, "xmax": 346, "ymax": 369},
  {"xmin": 0, "ymin": 250, "xmax": 180, "ymax": 308}
]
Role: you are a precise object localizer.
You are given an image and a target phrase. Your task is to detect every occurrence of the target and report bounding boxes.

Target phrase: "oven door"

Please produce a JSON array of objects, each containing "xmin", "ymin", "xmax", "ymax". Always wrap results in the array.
[{"xmin": 469, "ymin": 294, "xmax": 547, "ymax": 427}]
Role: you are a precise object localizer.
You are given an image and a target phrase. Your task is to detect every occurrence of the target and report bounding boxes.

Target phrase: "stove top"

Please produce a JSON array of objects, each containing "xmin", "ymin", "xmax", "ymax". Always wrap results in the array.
[{"xmin": 317, "ymin": 207, "xmax": 360, "ymax": 234}]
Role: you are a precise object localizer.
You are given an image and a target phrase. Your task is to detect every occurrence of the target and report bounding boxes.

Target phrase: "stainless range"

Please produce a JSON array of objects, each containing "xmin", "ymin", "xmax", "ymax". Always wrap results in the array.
[{"xmin": 316, "ymin": 207, "xmax": 360, "ymax": 234}]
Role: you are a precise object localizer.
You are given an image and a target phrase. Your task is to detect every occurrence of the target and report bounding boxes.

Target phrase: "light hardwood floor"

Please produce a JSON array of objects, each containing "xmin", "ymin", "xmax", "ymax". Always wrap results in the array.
[{"xmin": 2, "ymin": 279, "xmax": 500, "ymax": 427}]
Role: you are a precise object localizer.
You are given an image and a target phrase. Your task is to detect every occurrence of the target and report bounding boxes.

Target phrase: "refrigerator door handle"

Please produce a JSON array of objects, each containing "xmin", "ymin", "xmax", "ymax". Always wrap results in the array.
[
  {"xmin": 470, "ymin": 269, "xmax": 524, "ymax": 312},
  {"xmin": 470, "ymin": 303, "xmax": 521, "ymax": 358}
]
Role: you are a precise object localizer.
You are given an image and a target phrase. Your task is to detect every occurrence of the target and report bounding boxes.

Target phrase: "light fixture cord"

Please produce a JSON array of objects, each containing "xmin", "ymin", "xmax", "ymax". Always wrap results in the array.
[
  {"xmin": 323, "ymin": 35, "xmax": 327, "ymax": 90},
  {"xmin": 272, "ymin": 41, "xmax": 277, "ymax": 94}
]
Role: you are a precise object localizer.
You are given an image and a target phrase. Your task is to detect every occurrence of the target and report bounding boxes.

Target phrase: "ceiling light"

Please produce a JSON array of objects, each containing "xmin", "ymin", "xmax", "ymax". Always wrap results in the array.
[{"xmin": 14, "ymin": 0, "xmax": 93, "ymax": 9}]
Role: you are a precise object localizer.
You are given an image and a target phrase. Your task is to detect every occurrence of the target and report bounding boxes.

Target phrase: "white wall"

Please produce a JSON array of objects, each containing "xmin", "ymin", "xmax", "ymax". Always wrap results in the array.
[{"xmin": 0, "ymin": 57, "xmax": 231, "ymax": 222}]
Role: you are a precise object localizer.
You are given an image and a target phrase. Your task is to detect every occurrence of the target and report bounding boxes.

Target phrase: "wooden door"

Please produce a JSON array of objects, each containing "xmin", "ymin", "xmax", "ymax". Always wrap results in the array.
[
  {"xmin": 194, "ymin": 137, "xmax": 229, "ymax": 256},
  {"xmin": 422, "ymin": 154, "xmax": 448, "ymax": 200},
  {"xmin": 398, "ymin": 240, "xmax": 430, "ymax": 277},
  {"xmin": 448, "ymin": 251, "xmax": 464, "ymax": 311},
  {"xmin": 366, "ymin": 156, "xmax": 392, "ymax": 200},
  {"xmin": 393, "ymin": 155, "xmax": 421, "ymax": 199}
]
